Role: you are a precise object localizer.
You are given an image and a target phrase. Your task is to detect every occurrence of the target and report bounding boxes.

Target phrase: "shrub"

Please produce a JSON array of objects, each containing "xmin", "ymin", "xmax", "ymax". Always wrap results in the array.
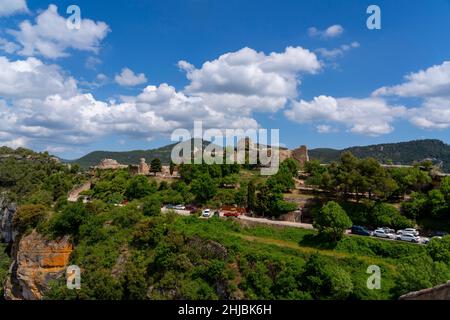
[
  {"xmin": 125, "ymin": 176, "xmax": 156, "ymax": 200},
  {"xmin": 314, "ymin": 201, "xmax": 352, "ymax": 242},
  {"xmin": 13, "ymin": 204, "xmax": 48, "ymax": 233},
  {"xmin": 143, "ymin": 195, "xmax": 162, "ymax": 217},
  {"xmin": 50, "ymin": 202, "xmax": 89, "ymax": 237}
]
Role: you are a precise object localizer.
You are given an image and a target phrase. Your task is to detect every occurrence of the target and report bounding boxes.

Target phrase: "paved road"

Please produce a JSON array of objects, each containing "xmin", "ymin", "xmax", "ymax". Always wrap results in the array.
[
  {"xmin": 161, "ymin": 207, "xmax": 191, "ymax": 216},
  {"xmin": 161, "ymin": 206, "xmax": 314, "ymax": 228},
  {"xmin": 237, "ymin": 215, "xmax": 315, "ymax": 229},
  {"xmin": 162, "ymin": 206, "xmax": 428, "ymax": 245}
]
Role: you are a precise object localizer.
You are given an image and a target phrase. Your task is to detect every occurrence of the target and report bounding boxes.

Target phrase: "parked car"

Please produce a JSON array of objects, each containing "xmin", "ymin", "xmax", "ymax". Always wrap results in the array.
[
  {"xmin": 202, "ymin": 209, "xmax": 212, "ymax": 218},
  {"xmin": 430, "ymin": 231, "xmax": 448, "ymax": 238},
  {"xmin": 351, "ymin": 226, "xmax": 372, "ymax": 236},
  {"xmin": 373, "ymin": 229, "xmax": 395, "ymax": 239},
  {"xmin": 186, "ymin": 205, "xmax": 198, "ymax": 214},
  {"xmin": 173, "ymin": 204, "xmax": 186, "ymax": 210},
  {"xmin": 397, "ymin": 228, "xmax": 419, "ymax": 236},
  {"xmin": 397, "ymin": 233, "xmax": 420, "ymax": 243},
  {"xmin": 421, "ymin": 237, "xmax": 430, "ymax": 245},
  {"xmin": 381, "ymin": 227, "xmax": 395, "ymax": 234},
  {"xmin": 223, "ymin": 211, "xmax": 240, "ymax": 217}
]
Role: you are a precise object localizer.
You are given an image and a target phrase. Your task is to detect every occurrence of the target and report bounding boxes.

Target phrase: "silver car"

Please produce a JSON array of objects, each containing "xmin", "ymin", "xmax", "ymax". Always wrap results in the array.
[
  {"xmin": 398, "ymin": 233, "xmax": 420, "ymax": 243},
  {"xmin": 397, "ymin": 228, "xmax": 419, "ymax": 236},
  {"xmin": 374, "ymin": 229, "xmax": 395, "ymax": 239}
]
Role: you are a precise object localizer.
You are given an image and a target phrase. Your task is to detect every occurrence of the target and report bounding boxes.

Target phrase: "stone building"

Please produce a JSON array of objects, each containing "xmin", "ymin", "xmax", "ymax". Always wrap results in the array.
[
  {"xmin": 93, "ymin": 158, "xmax": 128, "ymax": 170},
  {"xmin": 138, "ymin": 158, "xmax": 150, "ymax": 175},
  {"xmin": 292, "ymin": 145, "xmax": 309, "ymax": 166}
]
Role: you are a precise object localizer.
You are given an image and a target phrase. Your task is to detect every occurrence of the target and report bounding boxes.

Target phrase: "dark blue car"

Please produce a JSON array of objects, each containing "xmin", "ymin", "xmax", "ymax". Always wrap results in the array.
[{"xmin": 351, "ymin": 226, "xmax": 372, "ymax": 236}]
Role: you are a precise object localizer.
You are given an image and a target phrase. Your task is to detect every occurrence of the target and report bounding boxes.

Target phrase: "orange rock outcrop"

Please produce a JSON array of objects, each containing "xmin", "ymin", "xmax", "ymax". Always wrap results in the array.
[{"xmin": 4, "ymin": 230, "xmax": 72, "ymax": 300}]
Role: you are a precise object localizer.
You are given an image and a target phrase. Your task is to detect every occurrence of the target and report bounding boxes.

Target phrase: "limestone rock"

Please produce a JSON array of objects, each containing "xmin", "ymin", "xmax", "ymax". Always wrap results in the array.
[
  {"xmin": 0, "ymin": 196, "xmax": 17, "ymax": 243},
  {"xmin": 4, "ymin": 230, "xmax": 72, "ymax": 300}
]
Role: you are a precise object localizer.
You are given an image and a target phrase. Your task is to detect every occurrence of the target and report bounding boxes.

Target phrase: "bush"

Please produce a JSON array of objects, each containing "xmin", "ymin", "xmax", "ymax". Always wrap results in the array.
[
  {"xmin": 426, "ymin": 236, "xmax": 450, "ymax": 263},
  {"xmin": 125, "ymin": 176, "xmax": 156, "ymax": 200},
  {"xmin": 13, "ymin": 204, "xmax": 48, "ymax": 233},
  {"xmin": 313, "ymin": 201, "xmax": 352, "ymax": 242},
  {"xmin": 50, "ymin": 202, "xmax": 89, "ymax": 237},
  {"xmin": 143, "ymin": 195, "xmax": 162, "ymax": 217},
  {"xmin": 300, "ymin": 253, "xmax": 353, "ymax": 300}
]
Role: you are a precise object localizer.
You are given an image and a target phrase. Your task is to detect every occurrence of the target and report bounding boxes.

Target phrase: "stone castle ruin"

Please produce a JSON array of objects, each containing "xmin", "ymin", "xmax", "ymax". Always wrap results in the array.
[
  {"xmin": 292, "ymin": 145, "xmax": 309, "ymax": 166},
  {"xmin": 92, "ymin": 158, "xmax": 128, "ymax": 170},
  {"xmin": 93, "ymin": 157, "xmax": 178, "ymax": 177},
  {"xmin": 232, "ymin": 138, "xmax": 309, "ymax": 167},
  {"xmin": 91, "ymin": 140, "xmax": 309, "ymax": 177}
]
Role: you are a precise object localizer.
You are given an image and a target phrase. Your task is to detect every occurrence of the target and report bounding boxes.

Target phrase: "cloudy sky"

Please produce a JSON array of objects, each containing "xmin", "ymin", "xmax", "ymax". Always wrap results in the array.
[{"xmin": 0, "ymin": 0, "xmax": 450, "ymax": 159}]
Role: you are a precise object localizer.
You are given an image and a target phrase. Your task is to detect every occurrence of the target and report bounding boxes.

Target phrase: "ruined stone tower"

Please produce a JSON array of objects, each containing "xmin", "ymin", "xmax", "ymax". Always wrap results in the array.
[
  {"xmin": 292, "ymin": 145, "xmax": 309, "ymax": 166},
  {"xmin": 138, "ymin": 158, "xmax": 150, "ymax": 175}
]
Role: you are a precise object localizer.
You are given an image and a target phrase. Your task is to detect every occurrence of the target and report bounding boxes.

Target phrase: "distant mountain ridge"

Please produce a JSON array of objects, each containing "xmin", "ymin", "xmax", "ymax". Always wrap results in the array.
[
  {"xmin": 69, "ymin": 139, "xmax": 213, "ymax": 168},
  {"xmin": 68, "ymin": 139, "xmax": 450, "ymax": 172},
  {"xmin": 309, "ymin": 139, "xmax": 450, "ymax": 172}
]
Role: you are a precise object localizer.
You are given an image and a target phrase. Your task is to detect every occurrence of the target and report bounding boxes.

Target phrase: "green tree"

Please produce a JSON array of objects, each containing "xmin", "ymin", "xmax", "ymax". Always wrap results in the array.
[
  {"xmin": 13, "ymin": 204, "xmax": 48, "ymax": 233},
  {"xmin": 300, "ymin": 254, "xmax": 353, "ymax": 300},
  {"xmin": 392, "ymin": 255, "xmax": 450, "ymax": 297},
  {"xmin": 169, "ymin": 160, "xmax": 176, "ymax": 175},
  {"xmin": 314, "ymin": 201, "xmax": 352, "ymax": 241},
  {"xmin": 428, "ymin": 189, "xmax": 447, "ymax": 217},
  {"xmin": 125, "ymin": 175, "xmax": 154, "ymax": 200},
  {"xmin": 247, "ymin": 180, "xmax": 256, "ymax": 211},
  {"xmin": 441, "ymin": 176, "xmax": 450, "ymax": 201},
  {"xmin": 150, "ymin": 158, "xmax": 162, "ymax": 174},
  {"xmin": 50, "ymin": 202, "xmax": 89, "ymax": 237},
  {"xmin": 401, "ymin": 192, "xmax": 428, "ymax": 220},
  {"xmin": 190, "ymin": 173, "xmax": 217, "ymax": 203},
  {"xmin": 281, "ymin": 158, "xmax": 299, "ymax": 176},
  {"xmin": 142, "ymin": 195, "xmax": 162, "ymax": 217},
  {"xmin": 267, "ymin": 166, "xmax": 295, "ymax": 193},
  {"xmin": 426, "ymin": 236, "xmax": 450, "ymax": 263},
  {"xmin": 255, "ymin": 185, "xmax": 297, "ymax": 217}
]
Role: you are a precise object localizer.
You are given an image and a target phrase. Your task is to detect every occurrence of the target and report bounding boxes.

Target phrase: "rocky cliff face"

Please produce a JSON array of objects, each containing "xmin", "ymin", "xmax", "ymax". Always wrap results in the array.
[
  {"xmin": 4, "ymin": 230, "xmax": 73, "ymax": 300},
  {"xmin": 0, "ymin": 196, "xmax": 17, "ymax": 243}
]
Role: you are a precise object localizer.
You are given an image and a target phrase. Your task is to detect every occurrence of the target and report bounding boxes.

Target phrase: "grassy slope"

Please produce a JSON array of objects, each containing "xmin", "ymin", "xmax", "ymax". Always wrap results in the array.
[{"xmin": 173, "ymin": 216, "xmax": 426, "ymax": 299}]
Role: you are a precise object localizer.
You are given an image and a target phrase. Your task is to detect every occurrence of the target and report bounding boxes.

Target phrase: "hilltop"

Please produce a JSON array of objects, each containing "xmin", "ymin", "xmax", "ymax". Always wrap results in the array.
[
  {"xmin": 68, "ymin": 139, "xmax": 450, "ymax": 172},
  {"xmin": 68, "ymin": 139, "xmax": 215, "ymax": 168},
  {"xmin": 309, "ymin": 139, "xmax": 450, "ymax": 172}
]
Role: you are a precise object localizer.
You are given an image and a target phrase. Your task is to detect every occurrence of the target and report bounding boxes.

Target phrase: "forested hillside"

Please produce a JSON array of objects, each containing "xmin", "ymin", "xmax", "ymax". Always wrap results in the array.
[
  {"xmin": 309, "ymin": 140, "xmax": 450, "ymax": 172},
  {"xmin": 70, "ymin": 139, "xmax": 213, "ymax": 168},
  {"xmin": 71, "ymin": 139, "xmax": 450, "ymax": 172},
  {"xmin": 1, "ymin": 145, "xmax": 449, "ymax": 300}
]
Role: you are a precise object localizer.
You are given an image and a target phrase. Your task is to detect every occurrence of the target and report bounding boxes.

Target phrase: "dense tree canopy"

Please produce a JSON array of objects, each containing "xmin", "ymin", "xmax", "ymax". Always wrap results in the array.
[{"xmin": 313, "ymin": 201, "xmax": 352, "ymax": 241}]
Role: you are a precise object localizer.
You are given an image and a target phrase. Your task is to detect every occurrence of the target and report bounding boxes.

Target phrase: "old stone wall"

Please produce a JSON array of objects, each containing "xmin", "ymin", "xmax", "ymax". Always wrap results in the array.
[{"xmin": 399, "ymin": 281, "xmax": 450, "ymax": 300}]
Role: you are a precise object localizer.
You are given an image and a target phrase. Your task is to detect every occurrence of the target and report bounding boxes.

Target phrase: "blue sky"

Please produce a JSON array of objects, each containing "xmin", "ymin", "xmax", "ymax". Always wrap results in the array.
[{"xmin": 0, "ymin": 0, "xmax": 450, "ymax": 159}]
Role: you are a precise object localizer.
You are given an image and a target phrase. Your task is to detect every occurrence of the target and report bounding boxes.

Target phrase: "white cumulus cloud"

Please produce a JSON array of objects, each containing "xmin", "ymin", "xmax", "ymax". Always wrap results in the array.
[
  {"xmin": 0, "ymin": 56, "xmax": 77, "ymax": 99},
  {"xmin": 115, "ymin": 68, "xmax": 148, "ymax": 86},
  {"xmin": 285, "ymin": 95, "xmax": 406, "ymax": 136},
  {"xmin": 178, "ymin": 46, "xmax": 321, "ymax": 114},
  {"xmin": 373, "ymin": 61, "xmax": 450, "ymax": 98},
  {"xmin": 308, "ymin": 25, "xmax": 344, "ymax": 39},
  {"xmin": 373, "ymin": 61, "xmax": 450, "ymax": 130},
  {"xmin": 0, "ymin": 0, "xmax": 28, "ymax": 17},
  {"xmin": 8, "ymin": 4, "xmax": 110, "ymax": 59},
  {"xmin": 409, "ymin": 98, "xmax": 450, "ymax": 130}
]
